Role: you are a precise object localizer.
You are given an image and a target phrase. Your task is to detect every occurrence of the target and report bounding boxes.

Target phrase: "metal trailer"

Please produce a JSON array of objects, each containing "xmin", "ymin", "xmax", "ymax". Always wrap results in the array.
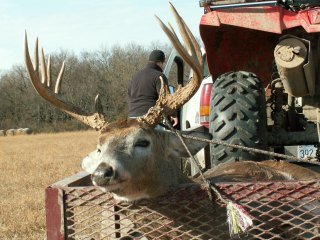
[{"xmin": 46, "ymin": 172, "xmax": 319, "ymax": 239}]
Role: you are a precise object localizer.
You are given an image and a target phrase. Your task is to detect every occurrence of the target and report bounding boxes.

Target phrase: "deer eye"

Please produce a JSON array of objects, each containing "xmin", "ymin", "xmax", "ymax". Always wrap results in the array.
[
  {"xmin": 135, "ymin": 139, "xmax": 150, "ymax": 148},
  {"xmin": 97, "ymin": 148, "xmax": 101, "ymax": 153}
]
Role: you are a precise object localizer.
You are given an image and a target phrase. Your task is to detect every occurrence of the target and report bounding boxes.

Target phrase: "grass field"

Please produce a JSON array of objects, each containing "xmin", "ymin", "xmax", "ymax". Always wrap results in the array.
[{"xmin": 0, "ymin": 131, "xmax": 99, "ymax": 240}]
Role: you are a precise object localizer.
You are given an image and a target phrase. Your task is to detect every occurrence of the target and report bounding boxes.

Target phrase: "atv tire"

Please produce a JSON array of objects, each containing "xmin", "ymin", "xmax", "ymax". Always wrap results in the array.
[{"xmin": 209, "ymin": 71, "xmax": 267, "ymax": 166}]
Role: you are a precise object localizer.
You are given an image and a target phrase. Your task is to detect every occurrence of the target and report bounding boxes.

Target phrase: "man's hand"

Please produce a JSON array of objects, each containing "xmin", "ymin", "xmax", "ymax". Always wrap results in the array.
[{"xmin": 170, "ymin": 116, "xmax": 179, "ymax": 127}]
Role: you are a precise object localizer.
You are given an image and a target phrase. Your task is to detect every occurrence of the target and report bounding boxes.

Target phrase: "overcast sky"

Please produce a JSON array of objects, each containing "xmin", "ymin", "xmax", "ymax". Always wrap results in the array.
[{"xmin": 0, "ymin": 0, "xmax": 203, "ymax": 72}]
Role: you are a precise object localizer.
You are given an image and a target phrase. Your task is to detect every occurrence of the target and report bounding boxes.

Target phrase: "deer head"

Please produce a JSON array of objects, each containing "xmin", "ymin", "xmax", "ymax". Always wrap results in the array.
[{"xmin": 24, "ymin": 3, "xmax": 210, "ymax": 201}]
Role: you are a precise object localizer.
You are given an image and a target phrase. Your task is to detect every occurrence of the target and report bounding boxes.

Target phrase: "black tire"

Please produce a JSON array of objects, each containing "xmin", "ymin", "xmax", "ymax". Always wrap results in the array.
[{"xmin": 209, "ymin": 71, "xmax": 267, "ymax": 166}]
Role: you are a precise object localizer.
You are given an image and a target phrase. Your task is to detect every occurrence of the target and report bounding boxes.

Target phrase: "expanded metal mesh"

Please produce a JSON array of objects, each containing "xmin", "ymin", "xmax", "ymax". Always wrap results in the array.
[{"xmin": 62, "ymin": 181, "xmax": 319, "ymax": 240}]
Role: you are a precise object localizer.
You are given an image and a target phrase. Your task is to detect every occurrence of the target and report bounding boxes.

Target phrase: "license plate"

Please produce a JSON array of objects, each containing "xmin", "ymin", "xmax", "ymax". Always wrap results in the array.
[{"xmin": 298, "ymin": 145, "xmax": 317, "ymax": 159}]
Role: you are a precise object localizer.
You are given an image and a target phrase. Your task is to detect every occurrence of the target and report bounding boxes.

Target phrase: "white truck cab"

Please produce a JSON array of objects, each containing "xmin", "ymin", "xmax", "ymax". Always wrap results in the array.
[{"xmin": 164, "ymin": 48, "xmax": 211, "ymax": 174}]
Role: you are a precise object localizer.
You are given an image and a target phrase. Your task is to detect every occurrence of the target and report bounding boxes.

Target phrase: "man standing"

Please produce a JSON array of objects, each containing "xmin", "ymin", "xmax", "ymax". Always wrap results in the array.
[{"xmin": 128, "ymin": 49, "xmax": 178, "ymax": 127}]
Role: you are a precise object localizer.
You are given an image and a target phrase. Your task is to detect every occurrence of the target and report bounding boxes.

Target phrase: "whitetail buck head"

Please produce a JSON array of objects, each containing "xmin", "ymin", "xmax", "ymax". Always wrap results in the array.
[
  {"xmin": 24, "ymin": 3, "xmax": 211, "ymax": 201},
  {"xmin": 82, "ymin": 120, "xmax": 211, "ymax": 201}
]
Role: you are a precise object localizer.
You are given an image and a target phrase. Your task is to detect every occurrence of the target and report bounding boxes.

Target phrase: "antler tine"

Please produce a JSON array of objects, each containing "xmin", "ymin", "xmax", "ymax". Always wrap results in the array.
[
  {"xmin": 168, "ymin": 2, "xmax": 200, "ymax": 65},
  {"xmin": 167, "ymin": 23, "xmax": 179, "ymax": 41},
  {"xmin": 94, "ymin": 94, "xmax": 104, "ymax": 115},
  {"xmin": 40, "ymin": 47, "xmax": 47, "ymax": 85},
  {"xmin": 184, "ymin": 21, "xmax": 202, "ymax": 66},
  {"xmin": 170, "ymin": 2, "xmax": 202, "ymax": 66},
  {"xmin": 155, "ymin": 16, "xmax": 201, "ymax": 78},
  {"xmin": 24, "ymin": 32, "xmax": 108, "ymax": 130},
  {"xmin": 167, "ymin": 18, "xmax": 202, "ymax": 76},
  {"xmin": 54, "ymin": 61, "xmax": 65, "ymax": 94},
  {"xmin": 138, "ymin": 4, "xmax": 203, "ymax": 128},
  {"xmin": 32, "ymin": 37, "xmax": 40, "ymax": 81},
  {"xmin": 40, "ymin": 48, "xmax": 53, "ymax": 89},
  {"xmin": 47, "ymin": 55, "xmax": 52, "ymax": 88}
]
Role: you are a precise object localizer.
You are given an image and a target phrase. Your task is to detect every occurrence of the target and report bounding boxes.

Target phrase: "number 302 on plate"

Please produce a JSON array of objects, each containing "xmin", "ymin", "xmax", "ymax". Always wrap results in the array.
[{"xmin": 298, "ymin": 145, "xmax": 317, "ymax": 159}]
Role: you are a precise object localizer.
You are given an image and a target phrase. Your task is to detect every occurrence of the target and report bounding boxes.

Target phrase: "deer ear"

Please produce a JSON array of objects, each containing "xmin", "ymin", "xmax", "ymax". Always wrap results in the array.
[{"xmin": 166, "ymin": 126, "xmax": 212, "ymax": 158}]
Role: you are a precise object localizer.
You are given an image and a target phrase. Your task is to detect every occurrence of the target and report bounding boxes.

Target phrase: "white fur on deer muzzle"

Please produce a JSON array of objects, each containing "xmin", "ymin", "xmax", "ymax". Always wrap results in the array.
[{"xmin": 82, "ymin": 149, "xmax": 102, "ymax": 174}]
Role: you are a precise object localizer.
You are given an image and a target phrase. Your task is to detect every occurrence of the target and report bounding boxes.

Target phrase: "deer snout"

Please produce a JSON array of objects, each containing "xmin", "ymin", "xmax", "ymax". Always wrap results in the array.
[{"xmin": 92, "ymin": 163, "xmax": 116, "ymax": 186}]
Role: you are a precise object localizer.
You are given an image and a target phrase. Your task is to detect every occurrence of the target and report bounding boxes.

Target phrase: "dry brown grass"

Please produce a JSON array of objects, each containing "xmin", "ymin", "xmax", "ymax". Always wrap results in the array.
[{"xmin": 0, "ymin": 130, "xmax": 99, "ymax": 240}]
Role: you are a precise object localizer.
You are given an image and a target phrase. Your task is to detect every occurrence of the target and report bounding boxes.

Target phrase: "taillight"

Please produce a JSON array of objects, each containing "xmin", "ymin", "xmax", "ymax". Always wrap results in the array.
[{"xmin": 200, "ymin": 83, "xmax": 213, "ymax": 128}]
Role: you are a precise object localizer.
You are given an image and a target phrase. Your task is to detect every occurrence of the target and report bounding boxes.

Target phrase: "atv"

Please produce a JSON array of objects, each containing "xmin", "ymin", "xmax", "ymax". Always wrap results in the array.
[{"xmin": 181, "ymin": 0, "xmax": 320, "ymax": 170}]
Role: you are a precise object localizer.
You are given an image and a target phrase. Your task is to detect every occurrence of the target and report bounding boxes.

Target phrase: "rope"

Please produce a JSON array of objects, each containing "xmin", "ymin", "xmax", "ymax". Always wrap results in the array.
[
  {"xmin": 162, "ymin": 116, "xmax": 230, "ymax": 204},
  {"xmin": 162, "ymin": 116, "xmax": 254, "ymax": 236},
  {"xmin": 178, "ymin": 133, "xmax": 320, "ymax": 166}
]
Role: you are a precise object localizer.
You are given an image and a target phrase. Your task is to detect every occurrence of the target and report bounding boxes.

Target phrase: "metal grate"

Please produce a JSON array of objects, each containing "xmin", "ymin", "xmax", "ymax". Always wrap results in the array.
[{"xmin": 46, "ymin": 173, "xmax": 320, "ymax": 240}]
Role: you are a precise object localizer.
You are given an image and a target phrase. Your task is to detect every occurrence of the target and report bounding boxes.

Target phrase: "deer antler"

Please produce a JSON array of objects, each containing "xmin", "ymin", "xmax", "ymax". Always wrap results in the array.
[
  {"xmin": 24, "ymin": 32, "xmax": 108, "ymax": 130},
  {"xmin": 137, "ymin": 2, "xmax": 203, "ymax": 128}
]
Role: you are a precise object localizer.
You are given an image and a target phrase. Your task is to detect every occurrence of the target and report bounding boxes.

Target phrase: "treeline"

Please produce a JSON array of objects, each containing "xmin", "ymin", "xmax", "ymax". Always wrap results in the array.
[{"xmin": 0, "ymin": 42, "xmax": 171, "ymax": 133}]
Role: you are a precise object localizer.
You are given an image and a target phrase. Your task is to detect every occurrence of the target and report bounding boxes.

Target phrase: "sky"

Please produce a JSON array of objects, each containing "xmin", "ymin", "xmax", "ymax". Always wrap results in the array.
[{"xmin": 0, "ymin": 0, "xmax": 204, "ymax": 72}]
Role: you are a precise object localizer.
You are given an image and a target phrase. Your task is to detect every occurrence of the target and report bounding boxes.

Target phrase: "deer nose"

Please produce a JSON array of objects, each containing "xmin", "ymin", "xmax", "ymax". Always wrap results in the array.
[{"xmin": 92, "ymin": 163, "xmax": 115, "ymax": 186}]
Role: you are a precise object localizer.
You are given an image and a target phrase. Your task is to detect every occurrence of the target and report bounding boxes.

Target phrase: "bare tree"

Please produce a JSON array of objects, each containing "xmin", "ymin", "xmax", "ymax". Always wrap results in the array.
[{"xmin": 0, "ymin": 42, "xmax": 172, "ymax": 132}]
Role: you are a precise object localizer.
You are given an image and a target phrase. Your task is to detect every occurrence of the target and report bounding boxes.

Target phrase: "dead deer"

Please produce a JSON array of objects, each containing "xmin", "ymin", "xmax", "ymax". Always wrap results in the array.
[{"xmin": 24, "ymin": 3, "xmax": 320, "ymax": 203}]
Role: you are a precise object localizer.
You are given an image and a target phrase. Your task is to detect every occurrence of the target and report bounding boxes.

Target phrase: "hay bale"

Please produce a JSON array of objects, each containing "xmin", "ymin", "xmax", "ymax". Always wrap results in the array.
[
  {"xmin": 23, "ymin": 128, "xmax": 33, "ymax": 134},
  {"xmin": 15, "ymin": 128, "xmax": 24, "ymax": 135},
  {"xmin": 6, "ymin": 129, "xmax": 16, "ymax": 136},
  {"xmin": 14, "ymin": 128, "xmax": 33, "ymax": 135}
]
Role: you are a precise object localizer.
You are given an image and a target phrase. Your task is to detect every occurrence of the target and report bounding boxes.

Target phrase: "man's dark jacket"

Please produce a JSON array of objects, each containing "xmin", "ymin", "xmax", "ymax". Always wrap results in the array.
[{"xmin": 128, "ymin": 62, "xmax": 169, "ymax": 117}]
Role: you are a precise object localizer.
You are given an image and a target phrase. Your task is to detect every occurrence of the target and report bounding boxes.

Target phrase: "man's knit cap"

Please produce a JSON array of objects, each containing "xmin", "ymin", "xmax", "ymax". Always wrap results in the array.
[{"xmin": 149, "ymin": 50, "xmax": 165, "ymax": 62}]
